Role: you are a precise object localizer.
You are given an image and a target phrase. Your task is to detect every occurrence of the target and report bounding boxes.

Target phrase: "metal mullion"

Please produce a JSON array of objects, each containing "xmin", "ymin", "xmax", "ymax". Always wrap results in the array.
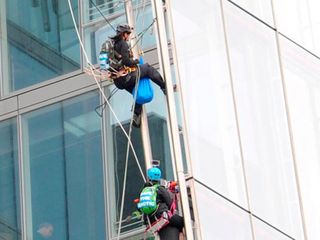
[
  {"xmin": 79, "ymin": 0, "xmax": 86, "ymax": 70},
  {"xmin": 100, "ymin": 87, "xmax": 114, "ymax": 239},
  {"xmin": 219, "ymin": 0, "xmax": 255, "ymax": 239},
  {"xmin": 17, "ymin": 112, "xmax": 28, "ymax": 240},
  {"xmin": 151, "ymin": 0, "xmax": 193, "ymax": 238},
  {"xmin": 270, "ymin": 0, "xmax": 308, "ymax": 239},
  {"xmin": 0, "ymin": 0, "xmax": 10, "ymax": 96}
]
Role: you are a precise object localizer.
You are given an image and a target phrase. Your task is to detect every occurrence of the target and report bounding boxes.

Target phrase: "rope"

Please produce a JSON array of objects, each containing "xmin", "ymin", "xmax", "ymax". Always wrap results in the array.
[
  {"xmin": 89, "ymin": 0, "xmax": 116, "ymax": 31},
  {"xmin": 116, "ymin": 66, "xmax": 141, "ymax": 240},
  {"xmin": 66, "ymin": 2, "xmax": 160, "ymax": 239},
  {"xmin": 94, "ymin": 88, "xmax": 119, "ymax": 117},
  {"xmin": 134, "ymin": 0, "xmax": 148, "ymax": 47},
  {"xmin": 130, "ymin": 18, "xmax": 156, "ymax": 50},
  {"xmin": 67, "ymin": 0, "xmax": 146, "ymax": 183}
]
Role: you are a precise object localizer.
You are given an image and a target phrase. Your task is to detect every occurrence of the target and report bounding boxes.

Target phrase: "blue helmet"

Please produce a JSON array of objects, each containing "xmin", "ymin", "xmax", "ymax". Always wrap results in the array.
[{"xmin": 147, "ymin": 167, "xmax": 161, "ymax": 181}]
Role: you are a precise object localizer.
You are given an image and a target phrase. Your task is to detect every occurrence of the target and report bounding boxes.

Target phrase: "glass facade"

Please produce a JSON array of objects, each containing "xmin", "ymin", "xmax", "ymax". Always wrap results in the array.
[
  {"xmin": 170, "ymin": 0, "xmax": 248, "ymax": 208},
  {"xmin": 231, "ymin": 0, "xmax": 274, "ymax": 26},
  {"xmin": 1, "ymin": 0, "xmax": 320, "ymax": 239},
  {"xmin": 105, "ymin": 85, "xmax": 175, "ymax": 236},
  {"xmin": 280, "ymin": 35, "xmax": 320, "ymax": 239},
  {"xmin": 83, "ymin": 0, "xmax": 156, "ymax": 66},
  {"xmin": 22, "ymin": 92, "xmax": 105, "ymax": 240},
  {"xmin": 223, "ymin": 2, "xmax": 303, "ymax": 238},
  {"xmin": 0, "ymin": 0, "xmax": 80, "ymax": 93},
  {"xmin": 273, "ymin": 0, "xmax": 320, "ymax": 57},
  {"xmin": 170, "ymin": 0, "xmax": 320, "ymax": 239},
  {"xmin": 194, "ymin": 182, "xmax": 252, "ymax": 240}
]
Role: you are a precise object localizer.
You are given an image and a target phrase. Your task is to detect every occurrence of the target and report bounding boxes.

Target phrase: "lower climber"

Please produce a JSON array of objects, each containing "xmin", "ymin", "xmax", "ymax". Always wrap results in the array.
[{"xmin": 137, "ymin": 167, "xmax": 184, "ymax": 239}]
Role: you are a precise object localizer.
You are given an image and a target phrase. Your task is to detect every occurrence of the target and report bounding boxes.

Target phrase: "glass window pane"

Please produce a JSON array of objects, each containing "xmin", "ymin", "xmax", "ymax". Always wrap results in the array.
[
  {"xmin": 273, "ymin": 0, "xmax": 320, "ymax": 56},
  {"xmin": 0, "ymin": 118, "xmax": 21, "ymax": 240},
  {"xmin": 1, "ymin": 0, "xmax": 80, "ymax": 93},
  {"xmin": 280, "ymin": 35, "xmax": 320, "ymax": 239},
  {"xmin": 170, "ymin": 0, "xmax": 248, "ymax": 207},
  {"xmin": 231, "ymin": 0, "xmax": 274, "ymax": 26},
  {"xmin": 194, "ymin": 181, "xmax": 252, "ymax": 239},
  {"xmin": 224, "ymin": 2, "xmax": 303, "ymax": 239},
  {"xmin": 22, "ymin": 91, "xmax": 106, "ymax": 240}
]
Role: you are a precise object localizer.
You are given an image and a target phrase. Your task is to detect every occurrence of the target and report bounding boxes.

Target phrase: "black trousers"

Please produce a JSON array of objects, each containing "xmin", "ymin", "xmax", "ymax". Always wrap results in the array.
[
  {"xmin": 113, "ymin": 63, "xmax": 166, "ymax": 115},
  {"xmin": 158, "ymin": 215, "xmax": 184, "ymax": 240}
]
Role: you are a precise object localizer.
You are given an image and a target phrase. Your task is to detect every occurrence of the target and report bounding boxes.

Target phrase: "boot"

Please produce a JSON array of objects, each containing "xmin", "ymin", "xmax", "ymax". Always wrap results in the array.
[{"xmin": 132, "ymin": 113, "xmax": 141, "ymax": 128}]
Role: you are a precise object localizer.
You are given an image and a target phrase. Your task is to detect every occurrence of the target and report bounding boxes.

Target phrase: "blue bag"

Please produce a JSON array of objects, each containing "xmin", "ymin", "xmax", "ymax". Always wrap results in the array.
[{"xmin": 132, "ymin": 57, "xmax": 154, "ymax": 104}]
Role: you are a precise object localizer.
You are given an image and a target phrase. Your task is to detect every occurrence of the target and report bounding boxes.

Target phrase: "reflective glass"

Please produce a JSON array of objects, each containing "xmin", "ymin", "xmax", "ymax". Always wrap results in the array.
[
  {"xmin": 104, "ymin": 85, "xmax": 174, "ymax": 236},
  {"xmin": 170, "ymin": 0, "xmax": 247, "ymax": 207},
  {"xmin": 273, "ymin": 0, "xmax": 320, "ymax": 56},
  {"xmin": 22, "ymin": 91, "xmax": 106, "ymax": 240},
  {"xmin": 231, "ymin": 0, "xmax": 274, "ymax": 26},
  {"xmin": 224, "ymin": 2, "xmax": 303, "ymax": 238},
  {"xmin": 83, "ymin": 0, "xmax": 125, "ymax": 25},
  {"xmin": 1, "ymin": 0, "xmax": 80, "ymax": 93},
  {"xmin": 280, "ymin": 35, "xmax": 320, "ymax": 239},
  {"xmin": 194, "ymin": 181, "xmax": 252, "ymax": 239},
  {"xmin": 0, "ymin": 118, "xmax": 21, "ymax": 240}
]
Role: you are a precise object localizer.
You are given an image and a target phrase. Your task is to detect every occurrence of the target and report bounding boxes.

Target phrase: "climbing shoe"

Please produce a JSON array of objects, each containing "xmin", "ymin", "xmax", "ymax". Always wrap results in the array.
[
  {"xmin": 132, "ymin": 113, "xmax": 141, "ymax": 128},
  {"xmin": 162, "ymin": 84, "xmax": 178, "ymax": 96}
]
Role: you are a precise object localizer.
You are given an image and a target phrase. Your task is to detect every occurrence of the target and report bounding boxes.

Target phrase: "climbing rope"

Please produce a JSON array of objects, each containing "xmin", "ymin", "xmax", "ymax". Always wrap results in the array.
[
  {"xmin": 67, "ymin": 0, "xmax": 146, "ymax": 183},
  {"xmin": 89, "ymin": 0, "xmax": 116, "ymax": 31},
  {"xmin": 67, "ymin": 1, "xmax": 162, "ymax": 239}
]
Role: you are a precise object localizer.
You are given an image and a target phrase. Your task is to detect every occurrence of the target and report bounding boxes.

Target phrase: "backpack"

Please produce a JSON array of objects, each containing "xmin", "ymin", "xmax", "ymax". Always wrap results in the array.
[
  {"xmin": 137, "ymin": 184, "xmax": 159, "ymax": 215},
  {"xmin": 99, "ymin": 39, "xmax": 123, "ymax": 70}
]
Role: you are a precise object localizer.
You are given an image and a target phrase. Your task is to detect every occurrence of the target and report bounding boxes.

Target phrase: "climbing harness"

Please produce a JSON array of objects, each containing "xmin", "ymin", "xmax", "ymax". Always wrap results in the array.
[
  {"xmin": 146, "ymin": 191, "xmax": 178, "ymax": 236},
  {"xmin": 135, "ymin": 180, "xmax": 179, "ymax": 236}
]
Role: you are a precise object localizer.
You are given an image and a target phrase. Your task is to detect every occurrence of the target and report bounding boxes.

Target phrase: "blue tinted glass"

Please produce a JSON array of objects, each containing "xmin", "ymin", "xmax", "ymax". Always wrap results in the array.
[
  {"xmin": 22, "ymin": 91, "xmax": 106, "ymax": 240},
  {"xmin": 0, "ymin": 118, "xmax": 21, "ymax": 239},
  {"xmin": 3, "ymin": 0, "xmax": 80, "ymax": 92}
]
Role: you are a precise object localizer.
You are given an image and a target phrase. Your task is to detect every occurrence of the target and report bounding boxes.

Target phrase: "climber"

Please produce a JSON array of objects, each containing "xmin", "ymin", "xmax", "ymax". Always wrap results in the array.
[
  {"xmin": 100, "ymin": 23, "xmax": 167, "ymax": 127},
  {"xmin": 137, "ymin": 167, "xmax": 184, "ymax": 239}
]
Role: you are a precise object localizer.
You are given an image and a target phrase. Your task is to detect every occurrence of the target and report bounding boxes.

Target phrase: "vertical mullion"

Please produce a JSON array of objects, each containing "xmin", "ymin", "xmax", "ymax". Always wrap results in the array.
[{"xmin": 219, "ymin": 0, "xmax": 255, "ymax": 239}]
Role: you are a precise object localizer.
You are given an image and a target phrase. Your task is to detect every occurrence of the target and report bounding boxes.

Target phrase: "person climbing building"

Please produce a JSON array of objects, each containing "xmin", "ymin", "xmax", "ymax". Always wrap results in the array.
[
  {"xmin": 100, "ymin": 23, "xmax": 167, "ymax": 128},
  {"xmin": 137, "ymin": 167, "xmax": 184, "ymax": 239}
]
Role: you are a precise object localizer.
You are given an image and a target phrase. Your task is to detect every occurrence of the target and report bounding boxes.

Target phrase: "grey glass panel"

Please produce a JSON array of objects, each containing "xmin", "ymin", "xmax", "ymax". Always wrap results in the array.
[
  {"xmin": 280, "ymin": 35, "xmax": 320, "ymax": 239},
  {"xmin": 170, "ymin": 0, "xmax": 247, "ymax": 207},
  {"xmin": 22, "ymin": 91, "xmax": 106, "ymax": 240},
  {"xmin": 194, "ymin": 181, "xmax": 253, "ymax": 240},
  {"xmin": 224, "ymin": 2, "xmax": 303, "ymax": 238},
  {"xmin": 2, "ymin": 0, "xmax": 80, "ymax": 93},
  {"xmin": 0, "ymin": 118, "xmax": 21, "ymax": 240}
]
